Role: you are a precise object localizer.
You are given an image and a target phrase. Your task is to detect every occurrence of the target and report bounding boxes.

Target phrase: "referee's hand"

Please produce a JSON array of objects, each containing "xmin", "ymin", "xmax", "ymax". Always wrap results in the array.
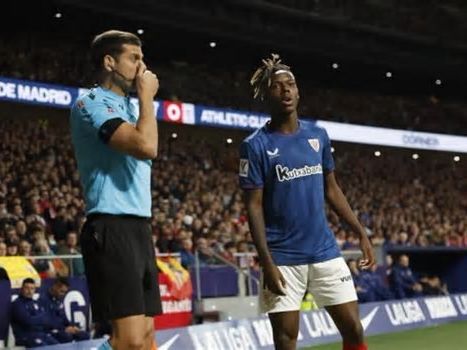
[
  {"xmin": 136, "ymin": 62, "xmax": 159, "ymax": 99},
  {"xmin": 263, "ymin": 263, "xmax": 287, "ymax": 296}
]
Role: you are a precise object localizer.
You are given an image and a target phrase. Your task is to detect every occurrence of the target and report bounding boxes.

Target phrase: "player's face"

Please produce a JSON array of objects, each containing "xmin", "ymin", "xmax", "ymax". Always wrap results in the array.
[
  {"xmin": 113, "ymin": 44, "xmax": 144, "ymax": 93},
  {"xmin": 267, "ymin": 72, "xmax": 299, "ymax": 115}
]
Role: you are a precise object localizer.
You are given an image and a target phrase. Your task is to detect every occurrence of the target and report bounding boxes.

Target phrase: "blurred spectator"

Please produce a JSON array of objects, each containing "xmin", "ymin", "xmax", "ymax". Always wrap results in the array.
[
  {"xmin": 389, "ymin": 254, "xmax": 424, "ymax": 299},
  {"xmin": 360, "ymin": 264, "xmax": 394, "ymax": 301},
  {"xmin": 15, "ymin": 220, "xmax": 28, "ymax": 239},
  {"xmin": 11, "ymin": 278, "xmax": 58, "ymax": 347},
  {"xmin": 342, "ymin": 232, "xmax": 360, "ymax": 250},
  {"xmin": 347, "ymin": 259, "xmax": 374, "ymax": 303},
  {"xmin": 180, "ymin": 238, "xmax": 195, "ymax": 269},
  {"xmin": 7, "ymin": 242, "xmax": 19, "ymax": 256},
  {"xmin": 157, "ymin": 224, "xmax": 182, "ymax": 253},
  {"xmin": 196, "ymin": 237, "xmax": 217, "ymax": 265},
  {"xmin": 51, "ymin": 206, "xmax": 74, "ymax": 244},
  {"xmin": 0, "ymin": 242, "xmax": 6, "ymax": 257},
  {"xmin": 56, "ymin": 231, "xmax": 85, "ymax": 277},
  {"xmin": 32, "ymin": 239, "xmax": 58, "ymax": 278},
  {"xmin": 18, "ymin": 240, "xmax": 32, "ymax": 257},
  {"xmin": 335, "ymin": 229, "xmax": 347, "ymax": 249},
  {"xmin": 40, "ymin": 277, "xmax": 90, "ymax": 343},
  {"xmin": 221, "ymin": 241, "xmax": 237, "ymax": 264},
  {"xmin": 419, "ymin": 274, "xmax": 449, "ymax": 296}
]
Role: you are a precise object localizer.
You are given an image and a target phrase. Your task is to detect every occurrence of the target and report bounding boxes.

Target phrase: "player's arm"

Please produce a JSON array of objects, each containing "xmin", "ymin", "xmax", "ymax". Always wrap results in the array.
[
  {"xmin": 244, "ymin": 189, "xmax": 273, "ymax": 267},
  {"xmin": 244, "ymin": 189, "xmax": 286, "ymax": 296},
  {"xmin": 239, "ymin": 141, "xmax": 285, "ymax": 295},
  {"xmin": 324, "ymin": 171, "xmax": 376, "ymax": 269},
  {"xmin": 107, "ymin": 63, "xmax": 159, "ymax": 159}
]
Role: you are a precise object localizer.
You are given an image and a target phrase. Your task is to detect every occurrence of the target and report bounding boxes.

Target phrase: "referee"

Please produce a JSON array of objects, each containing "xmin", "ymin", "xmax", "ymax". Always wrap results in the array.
[{"xmin": 70, "ymin": 30, "xmax": 161, "ymax": 350}]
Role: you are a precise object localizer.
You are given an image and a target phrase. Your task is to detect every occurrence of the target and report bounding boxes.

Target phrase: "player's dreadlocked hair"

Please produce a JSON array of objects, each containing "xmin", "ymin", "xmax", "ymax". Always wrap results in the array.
[{"xmin": 250, "ymin": 53, "xmax": 292, "ymax": 101}]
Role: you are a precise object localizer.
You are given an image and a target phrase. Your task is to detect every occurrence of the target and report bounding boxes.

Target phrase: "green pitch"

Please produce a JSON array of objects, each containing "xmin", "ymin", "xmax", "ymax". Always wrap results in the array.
[{"xmin": 301, "ymin": 321, "xmax": 467, "ymax": 350}]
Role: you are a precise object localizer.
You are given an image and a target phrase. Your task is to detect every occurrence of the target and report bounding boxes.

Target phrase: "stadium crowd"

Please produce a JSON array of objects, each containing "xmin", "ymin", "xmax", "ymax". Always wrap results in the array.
[
  {"xmin": 0, "ymin": 37, "xmax": 466, "ymax": 135},
  {"xmin": 0, "ymin": 32, "xmax": 465, "ymax": 314},
  {"xmin": 264, "ymin": 0, "xmax": 467, "ymax": 44},
  {"xmin": 0, "ymin": 120, "xmax": 465, "ymax": 279}
]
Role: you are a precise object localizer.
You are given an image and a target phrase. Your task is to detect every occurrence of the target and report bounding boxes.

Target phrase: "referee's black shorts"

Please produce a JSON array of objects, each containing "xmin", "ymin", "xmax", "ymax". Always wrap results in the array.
[{"xmin": 80, "ymin": 213, "xmax": 162, "ymax": 322}]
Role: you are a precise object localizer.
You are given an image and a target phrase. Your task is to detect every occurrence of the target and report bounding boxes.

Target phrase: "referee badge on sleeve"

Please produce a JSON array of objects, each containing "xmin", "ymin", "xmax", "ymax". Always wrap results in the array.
[
  {"xmin": 308, "ymin": 138, "xmax": 320, "ymax": 152},
  {"xmin": 239, "ymin": 159, "xmax": 249, "ymax": 177}
]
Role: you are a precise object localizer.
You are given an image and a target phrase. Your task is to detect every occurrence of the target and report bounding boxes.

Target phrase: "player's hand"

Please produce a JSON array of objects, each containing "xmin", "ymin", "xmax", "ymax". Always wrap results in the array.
[
  {"xmin": 136, "ymin": 62, "xmax": 159, "ymax": 99},
  {"xmin": 359, "ymin": 235, "xmax": 375, "ymax": 270},
  {"xmin": 263, "ymin": 263, "xmax": 286, "ymax": 296}
]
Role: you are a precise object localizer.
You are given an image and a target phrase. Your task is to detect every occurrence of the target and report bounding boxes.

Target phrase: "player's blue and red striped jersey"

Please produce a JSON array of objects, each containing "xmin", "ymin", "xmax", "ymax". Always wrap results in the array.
[{"xmin": 239, "ymin": 119, "xmax": 341, "ymax": 265}]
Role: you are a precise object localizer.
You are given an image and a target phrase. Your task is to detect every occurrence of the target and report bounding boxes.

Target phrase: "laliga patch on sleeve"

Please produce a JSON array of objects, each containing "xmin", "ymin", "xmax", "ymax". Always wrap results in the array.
[{"xmin": 239, "ymin": 158, "xmax": 249, "ymax": 177}]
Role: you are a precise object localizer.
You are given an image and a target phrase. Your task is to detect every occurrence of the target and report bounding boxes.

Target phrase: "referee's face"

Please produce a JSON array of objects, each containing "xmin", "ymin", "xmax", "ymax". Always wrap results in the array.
[
  {"xmin": 113, "ymin": 44, "xmax": 144, "ymax": 93},
  {"xmin": 267, "ymin": 72, "xmax": 299, "ymax": 115}
]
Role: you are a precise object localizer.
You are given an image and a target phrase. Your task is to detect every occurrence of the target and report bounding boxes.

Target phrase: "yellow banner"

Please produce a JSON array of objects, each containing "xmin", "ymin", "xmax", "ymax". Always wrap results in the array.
[{"xmin": 0, "ymin": 257, "xmax": 41, "ymax": 289}]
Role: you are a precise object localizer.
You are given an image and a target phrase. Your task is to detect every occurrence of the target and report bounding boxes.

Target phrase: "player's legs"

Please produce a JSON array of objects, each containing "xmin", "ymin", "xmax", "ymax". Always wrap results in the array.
[
  {"xmin": 110, "ymin": 315, "xmax": 149, "ymax": 350},
  {"xmin": 269, "ymin": 311, "xmax": 300, "ymax": 350},
  {"xmin": 309, "ymin": 257, "xmax": 366, "ymax": 350},
  {"xmin": 325, "ymin": 301, "xmax": 366, "ymax": 349},
  {"xmin": 144, "ymin": 316, "xmax": 156, "ymax": 350},
  {"xmin": 260, "ymin": 264, "xmax": 308, "ymax": 350}
]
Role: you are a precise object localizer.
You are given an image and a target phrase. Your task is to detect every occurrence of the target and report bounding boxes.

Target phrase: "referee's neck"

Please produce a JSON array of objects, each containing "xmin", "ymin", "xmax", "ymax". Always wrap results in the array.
[{"xmin": 100, "ymin": 79, "xmax": 126, "ymax": 97}]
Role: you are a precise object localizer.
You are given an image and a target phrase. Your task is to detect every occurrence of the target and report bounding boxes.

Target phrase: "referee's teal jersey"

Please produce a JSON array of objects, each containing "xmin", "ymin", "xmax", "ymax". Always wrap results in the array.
[{"xmin": 70, "ymin": 86, "xmax": 152, "ymax": 217}]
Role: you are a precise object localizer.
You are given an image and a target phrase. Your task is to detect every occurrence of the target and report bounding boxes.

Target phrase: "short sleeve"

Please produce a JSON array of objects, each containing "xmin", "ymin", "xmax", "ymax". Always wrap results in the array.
[
  {"xmin": 73, "ymin": 96, "xmax": 123, "ymax": 133},
  {"xmin": 322, "ymin": 128, "xmax": 335, "ymax": 172},
  {"xmin": 239, "ymin": 141, "xmax": 264, "ymax": 189}
]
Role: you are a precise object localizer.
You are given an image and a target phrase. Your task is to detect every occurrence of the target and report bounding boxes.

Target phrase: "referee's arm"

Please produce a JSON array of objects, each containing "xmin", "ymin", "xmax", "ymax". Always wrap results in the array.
[{"xmin": 107, "ymin": 66, "xmax": 159, "ymax": 160}]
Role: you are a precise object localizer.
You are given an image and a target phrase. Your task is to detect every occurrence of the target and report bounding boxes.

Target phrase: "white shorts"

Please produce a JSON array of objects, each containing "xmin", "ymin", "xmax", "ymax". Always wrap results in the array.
[{"xmin": 260, "ymin": 257, "xmax": 357, "ymax": 313}]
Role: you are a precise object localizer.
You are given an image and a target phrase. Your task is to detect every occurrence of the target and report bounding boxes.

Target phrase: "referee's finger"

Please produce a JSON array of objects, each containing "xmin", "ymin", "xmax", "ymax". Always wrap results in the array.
[{"xmin": 137, "ymin": 61, "xmax": 146, "ymax": 77}]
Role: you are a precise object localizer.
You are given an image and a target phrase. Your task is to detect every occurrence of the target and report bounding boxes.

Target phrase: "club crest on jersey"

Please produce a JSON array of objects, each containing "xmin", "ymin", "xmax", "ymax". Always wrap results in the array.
[
  {"xmin": 308, "ymin": 138, "xmax": 320, "ymax": 152},
  {"xmin": 239, "ymin": 159, "xmax": 249, "ymax": 177}
]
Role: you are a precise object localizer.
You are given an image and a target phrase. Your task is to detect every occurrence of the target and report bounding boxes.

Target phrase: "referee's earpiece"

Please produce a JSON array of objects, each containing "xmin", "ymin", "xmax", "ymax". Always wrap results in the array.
[{"xmin": 104, "ymin": 54, "xmax": 133, "ymax": 82}]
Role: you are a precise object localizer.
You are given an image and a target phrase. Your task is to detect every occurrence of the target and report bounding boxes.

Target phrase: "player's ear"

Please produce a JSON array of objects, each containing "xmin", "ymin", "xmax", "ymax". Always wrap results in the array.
[{"xmin": 103, "ymin": 55, "xmax": 116, "ymax": 72}]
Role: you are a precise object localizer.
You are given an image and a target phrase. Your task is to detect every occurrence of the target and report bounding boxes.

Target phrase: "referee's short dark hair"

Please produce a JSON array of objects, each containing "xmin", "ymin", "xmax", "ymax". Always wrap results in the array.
[{"xmin": 90, "ymin": 30, "xmax": 142, "ymax": 74}]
